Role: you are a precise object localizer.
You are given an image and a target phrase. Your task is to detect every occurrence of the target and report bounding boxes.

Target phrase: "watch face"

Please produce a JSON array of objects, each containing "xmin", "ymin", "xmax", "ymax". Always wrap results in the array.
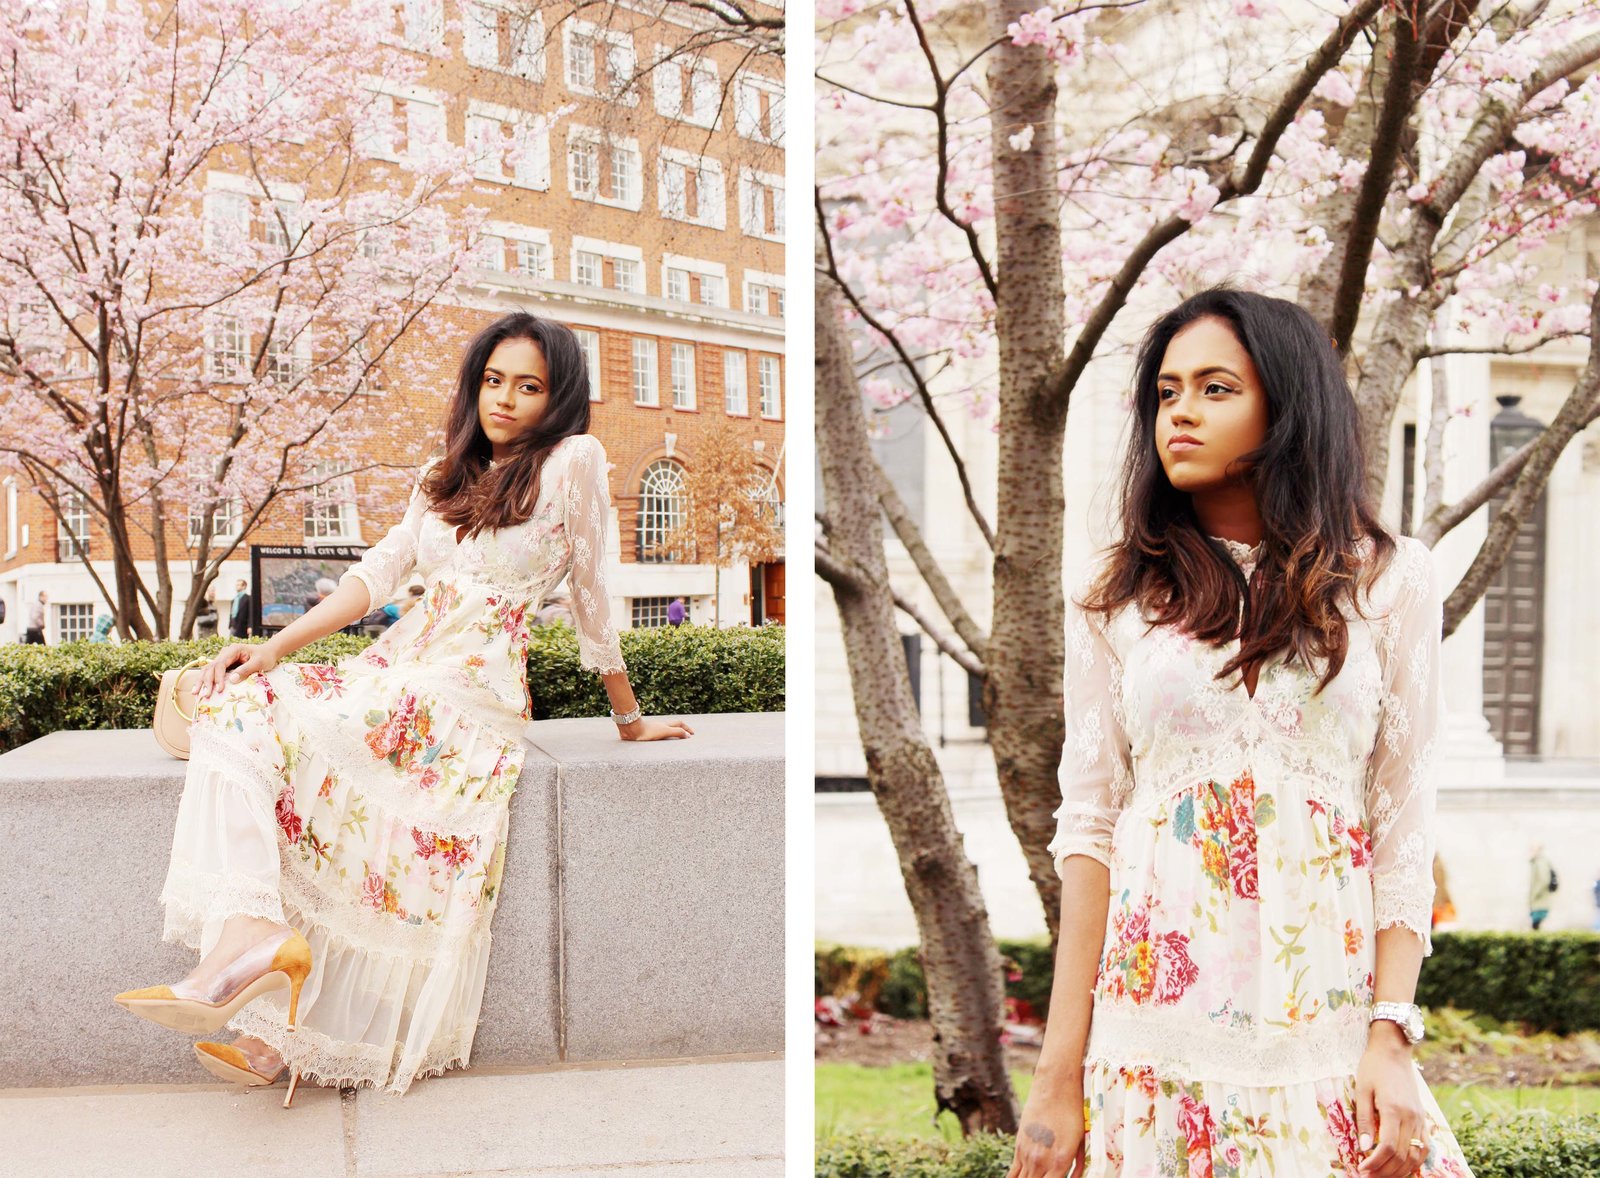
[{"xmin": 1406, "ymin": 1010, "xmax": 1423, "ymax": 1040}]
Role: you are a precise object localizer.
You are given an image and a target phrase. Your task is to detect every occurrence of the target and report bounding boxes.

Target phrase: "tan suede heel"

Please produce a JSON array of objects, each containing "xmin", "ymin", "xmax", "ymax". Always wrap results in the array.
[{"xmin": 114, "ymin": 926, "xmax": 313, "ymax": 1037}]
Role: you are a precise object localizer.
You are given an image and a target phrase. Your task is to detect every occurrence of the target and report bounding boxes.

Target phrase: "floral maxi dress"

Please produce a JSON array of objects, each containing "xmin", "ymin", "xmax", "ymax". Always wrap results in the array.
[
  {"xmin": 1048, "ymin": 534, "xmax": 1475, "ymax": 1177},
  {"xmin": 158, "ymin": 434, "xmax": 624, "ymax": 1095}
]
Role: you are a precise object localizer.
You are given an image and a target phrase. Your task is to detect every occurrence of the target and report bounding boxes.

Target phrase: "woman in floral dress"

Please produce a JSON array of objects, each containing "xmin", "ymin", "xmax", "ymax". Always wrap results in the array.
[
  {"xmin": 115, "ymin": 313, "xmax": 692, "ymax": 1103},
  {"xmin": 1009, "ymin": 289, "xmax": 1474, "ymax": 1177}
]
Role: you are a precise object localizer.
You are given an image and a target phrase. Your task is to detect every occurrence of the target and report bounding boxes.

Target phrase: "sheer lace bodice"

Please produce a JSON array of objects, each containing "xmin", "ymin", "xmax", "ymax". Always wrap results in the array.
[
  {"xmin": 1047, "ymin": 534, "xmax": 1448, "ymax": 1091},
  {"xmin": 336, "ymin": 434, "xmax": 625, "ymax": 739}
]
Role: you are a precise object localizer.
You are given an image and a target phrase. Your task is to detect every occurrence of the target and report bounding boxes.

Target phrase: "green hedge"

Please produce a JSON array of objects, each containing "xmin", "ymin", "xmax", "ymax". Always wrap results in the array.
[
  {"xmin": 816, "ymin": 1114, "xmax": 1600, "ymax": 1178},
  {"xmin": 0, "ymin": 623, "xmax": 784, "ymax": 754},
  {"xmin": 818, "ymin": 930, "xmax": 1600, "ymax": 1035},
  {"xmin": 1415, "ymin": 931, "xmax": 1600, "ymax": 1036}
]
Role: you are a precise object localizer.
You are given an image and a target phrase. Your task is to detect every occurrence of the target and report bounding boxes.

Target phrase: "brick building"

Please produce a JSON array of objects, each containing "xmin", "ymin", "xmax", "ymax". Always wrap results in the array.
[{"xmin": 0, "ymin": 0, "xmax": 785, "ymax": 642}]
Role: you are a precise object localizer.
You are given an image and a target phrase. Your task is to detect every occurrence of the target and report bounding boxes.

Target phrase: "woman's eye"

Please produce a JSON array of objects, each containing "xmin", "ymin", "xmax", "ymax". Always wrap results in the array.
[{"xmin": 1207, "ymin": 383, "xmax": 1231, "ymax": 395}]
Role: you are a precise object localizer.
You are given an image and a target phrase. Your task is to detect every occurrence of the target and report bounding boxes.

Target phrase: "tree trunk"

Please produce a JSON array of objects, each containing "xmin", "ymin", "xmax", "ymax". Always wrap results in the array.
[
  {"xmin": 816, "ymin": 268, "xmax": 1018, "ymax": 1135},
  {"xmin": 985, "ymin": 0, "xmax": 1071, "ymax": 942}
]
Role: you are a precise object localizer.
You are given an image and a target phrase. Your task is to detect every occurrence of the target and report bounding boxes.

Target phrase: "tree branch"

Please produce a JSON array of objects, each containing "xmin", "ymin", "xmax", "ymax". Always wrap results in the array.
[
  {"xmin": 1045, "ymin": 0, "xmax": 1387, "ymax": 405},
  {"xmin": 816, "ymin": 191, "xmax": 997, "ymax": 548},
  {"xmin": 873, "ymin": 456, "xmax": 991, "ymax": 659},
  {"xmin": 817, "ymin": 540, "xmax": 987, "ymax": 678}
]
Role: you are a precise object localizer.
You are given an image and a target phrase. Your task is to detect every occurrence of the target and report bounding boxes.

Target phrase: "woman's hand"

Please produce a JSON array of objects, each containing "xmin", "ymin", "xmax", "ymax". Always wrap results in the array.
[
  {"xmin": 1007, "ymin": 1078, "xmax": 1087, "ymax": 1178},
  {"xmin": 197, "ymin": 643, "xmax": 280, "ymax": 700},
  {"xmin": 1355, "ymin": 1028, "xmax": 1428, "ymax": 1178},
  {"xmin": 618, "ymin": 717, "xmax": 694, "ymax": 741}
]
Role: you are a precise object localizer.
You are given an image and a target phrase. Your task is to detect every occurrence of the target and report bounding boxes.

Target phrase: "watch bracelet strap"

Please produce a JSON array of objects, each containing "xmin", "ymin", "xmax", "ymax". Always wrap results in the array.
[{"xmin": 611, "ymin": 705, "xmax": 642, "ymax": 725}]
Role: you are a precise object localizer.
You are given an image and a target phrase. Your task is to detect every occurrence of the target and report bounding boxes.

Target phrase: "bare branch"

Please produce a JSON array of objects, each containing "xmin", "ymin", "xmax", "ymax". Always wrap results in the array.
[{"xmin": 816, "ymin": 190, "xmax": 997, "ymax": 548}]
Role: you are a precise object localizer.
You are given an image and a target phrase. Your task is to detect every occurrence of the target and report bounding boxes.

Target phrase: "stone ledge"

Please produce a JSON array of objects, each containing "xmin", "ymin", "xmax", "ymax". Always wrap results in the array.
[{"xmin": 0, "ymin": 713, "xmax": 782, "ymax": 1086}]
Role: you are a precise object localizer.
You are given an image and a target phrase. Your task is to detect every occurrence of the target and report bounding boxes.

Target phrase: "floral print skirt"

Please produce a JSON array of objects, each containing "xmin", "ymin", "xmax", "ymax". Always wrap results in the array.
[
  {"xmin": 157, "ymin": 657, "xmax": 525, "ymax": 1095},
  {"xmin": 1083, "ymin": 1061, "xmax": 1474, "ymax": 1177}
]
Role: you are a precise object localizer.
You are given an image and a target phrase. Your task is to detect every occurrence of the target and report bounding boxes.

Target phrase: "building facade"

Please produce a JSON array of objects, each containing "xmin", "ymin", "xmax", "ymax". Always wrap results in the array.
[{"xmin": 0, "ymin": 0, "xmax": 785, "ymax": 641}]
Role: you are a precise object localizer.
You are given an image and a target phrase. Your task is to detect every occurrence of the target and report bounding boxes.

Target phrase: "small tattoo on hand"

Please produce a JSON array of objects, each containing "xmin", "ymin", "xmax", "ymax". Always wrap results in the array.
[{"xmin": 1023, "ymin": 1122, "xmax": 1056, "ymax": 1147}]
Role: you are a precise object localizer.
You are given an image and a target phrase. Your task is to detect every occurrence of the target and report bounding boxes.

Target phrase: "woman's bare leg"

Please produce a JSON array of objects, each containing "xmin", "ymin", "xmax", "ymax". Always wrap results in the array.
[{"xmin": 182, "ymin": 913, "xmax": 293, "ymax": 988}]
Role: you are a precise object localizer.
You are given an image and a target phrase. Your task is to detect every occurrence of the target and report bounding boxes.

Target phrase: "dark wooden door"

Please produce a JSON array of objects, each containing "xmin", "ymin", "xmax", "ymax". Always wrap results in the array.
[
  {"xmin": 1482, "ymin": 411, "xmax": 1547, "ymax": 756},
  {"xmin": 761, "ymin": 562, "xmax": 786, "ymax": 624}
]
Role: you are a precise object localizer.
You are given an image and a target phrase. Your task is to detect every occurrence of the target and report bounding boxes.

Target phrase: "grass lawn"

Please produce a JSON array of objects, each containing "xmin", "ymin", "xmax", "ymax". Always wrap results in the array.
[{"xmin": 816, "ymin": 1062, "xmax": 1600, "ymax": 1143}]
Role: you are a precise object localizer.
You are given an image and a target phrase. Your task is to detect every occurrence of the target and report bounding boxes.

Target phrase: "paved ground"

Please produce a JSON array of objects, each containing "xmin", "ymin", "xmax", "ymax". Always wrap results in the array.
[{"xmin": 1, "ymin": 1054, "xmax": 784, "ymax": 1178}]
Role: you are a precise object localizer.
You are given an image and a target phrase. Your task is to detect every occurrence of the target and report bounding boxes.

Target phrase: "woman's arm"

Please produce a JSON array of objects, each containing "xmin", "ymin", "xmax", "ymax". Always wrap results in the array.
[
  {"xmin": 1011, "ymin": 575, "xmax": 1131, "ymax": 1178},
  {"xmin": 1009, "ymin": 856, "xmax": 1110, "ymax": 1178},
  {"xmin": 1356, "ymin": 536, "xmax": 1446, "ymax": 1178},
  {"xmin": 561, "ymin": 435, "xmax": 690, "ymax": 741}
]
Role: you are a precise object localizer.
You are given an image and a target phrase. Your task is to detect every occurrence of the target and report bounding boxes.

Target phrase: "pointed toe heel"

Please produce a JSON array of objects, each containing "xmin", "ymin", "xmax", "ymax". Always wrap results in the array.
[{"xmin": 114, "ymin": 925, "xmax": 314, "ymax": 1036}]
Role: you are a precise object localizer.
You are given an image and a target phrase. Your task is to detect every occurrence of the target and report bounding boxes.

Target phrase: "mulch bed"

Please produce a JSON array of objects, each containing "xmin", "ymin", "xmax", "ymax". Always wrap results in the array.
[{"xmin": 816, "ymin": 1014, "xmax": 1600, "ymax": 1089}]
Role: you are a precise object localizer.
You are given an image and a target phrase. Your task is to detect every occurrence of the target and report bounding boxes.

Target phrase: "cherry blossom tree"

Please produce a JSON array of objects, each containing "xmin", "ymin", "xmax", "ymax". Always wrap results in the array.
[
  {"xmin": 818, "ymin": 0, "xmax": 1600, "ymax": 1128},
  {"xmin": 0, "ymin": 0, "xmax": 554, "ymax": 639}
]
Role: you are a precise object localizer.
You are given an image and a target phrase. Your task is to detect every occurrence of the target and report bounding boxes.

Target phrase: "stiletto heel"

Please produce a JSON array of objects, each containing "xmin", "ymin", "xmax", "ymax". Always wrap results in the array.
[
  {"xmin": 114, "ymin": 925, "xmax": 314, "ymax": 1035},
  {"xmin": 283, "ymin": 1067, "xmax": 302, "ymax": 1108}
]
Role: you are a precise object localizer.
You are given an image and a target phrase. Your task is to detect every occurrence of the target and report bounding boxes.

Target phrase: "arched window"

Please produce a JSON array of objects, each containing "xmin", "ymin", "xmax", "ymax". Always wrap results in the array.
[{"xmin": 636, "ymin": 459, "xmax": 686, "ymax": 562}]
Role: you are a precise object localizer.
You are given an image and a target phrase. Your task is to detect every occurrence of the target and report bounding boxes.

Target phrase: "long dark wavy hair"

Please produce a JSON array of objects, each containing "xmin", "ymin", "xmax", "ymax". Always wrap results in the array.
[
  {"xmin": 1075, "ymin": 286, "xmax": 1399, "ymax": 697},
  {"xmin": 418, "ymin": 312, "xmax": 592, "ymax": 542}
]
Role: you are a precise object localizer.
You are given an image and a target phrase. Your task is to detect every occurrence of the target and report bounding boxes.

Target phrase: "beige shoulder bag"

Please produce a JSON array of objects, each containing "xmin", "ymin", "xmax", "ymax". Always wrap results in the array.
[{"xmin": 152, "ymin": 656, "xmax": 210, "ymax": 760}]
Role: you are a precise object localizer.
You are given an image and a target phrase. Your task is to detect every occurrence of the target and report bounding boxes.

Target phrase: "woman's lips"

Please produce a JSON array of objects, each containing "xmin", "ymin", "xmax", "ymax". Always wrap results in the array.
[
  {"xmin": 490, "ymin": 413, "xmax": 514, "ymax": 423},
  {"xmin": 1168, "ymin": 438, "xmax": 1202, "ymax": 451}
]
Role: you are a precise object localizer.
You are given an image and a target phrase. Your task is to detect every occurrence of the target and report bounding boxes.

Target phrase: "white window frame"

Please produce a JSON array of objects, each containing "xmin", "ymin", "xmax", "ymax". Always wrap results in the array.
[
  {"xmin": 55, "ymin": 602, "xmax": 94, "ymax": 642},
  {"xmin": 652, "ymin": 47, "xmax": 720, "ymax": 129},
  {"xmin": 665, "ymin": 267, "xmax": 690, "ymax": 302},
  {"xmin": 574, "ymin": 249, "xmax": 603, "ymax": 286},
  {"xmin": 463, "ymin": 0, "xmax": 545, "ymax": 81},
  {"xmin": 572, "ymin": 236, "xmax": 645, "ymax": 296},
  {"xmin": 738, "ymin": 168, "xmax": 784, "ymax": 242},
  {"xmin": 631, "ymin": 337, "xmax": 659, "ymax": 407},
  {"xmin": 757, "ymin": 355, "xmax": 782, "ymax": 419},
  {"xmin": 723, "ymin": 350, "xmax": 748, "ymax": 416},
  {"xmin": 657, "ymin": 147, "xmax": 725, "ymax": 229},
  {"xmin": 55, "ymin": 485, "xmax": 91, "ymax": 562},
  {"xmin": 263, "ymin": 321, "xmax": 312, "ymax": 387},
  {"xmin": 203, "ymin": 190, "xmax": 251, "ymax": 254},
  {"xmin": 186, "ymin": 455, "xmax": 242, "ymax": 547},
  {"xmin": 207, "ymin": 314, "xmax": 251, "ymax": 382},
  {"xmin": 4, "ymin": 478, "xmax": 17, "ymax": 559},
  {"xmin": 661, "ymin": 253, "xmax": 729, "ymax": 309},
  {"xmin": 467, "ymin": 100, "xmax": 551, "ymax": 190},
  {"xmin": 396, "ymin": 0, "xmax": 444, "ymax": 52},
  {"xmin": 564, "ymin": 20, "xmax": 636, "ymax": 104},
  {"xmin": 565, "ymin": 125, "xmax": 643, "ymax": 211},
  {"xmin": 743, "ymin": 270, "xmax": 783, "ymax": 317},
  {"xmin": 733, "ymin": 72, "xmax": 785, "ymax": 146},
  {"xmin": 574, "ymin": 328, "xmax": 602, "ymax": 400},
  {"xmin": 636, "ymin": 461, "xmax": 687, "ymax": 562},
  {"xmin": 612, "ymin": 256, "xmax": 642, "ymax": 294},
  {"xmin": 670, "ymin": 342, "xmax": 696, "ymax": 410},
  {"xmin": 358, "ymin": 78, "xmax": 448, "ymax": 166},
  {"xmin": 304, "ymin": 460, "xmax": 361, "ymax": 543}
]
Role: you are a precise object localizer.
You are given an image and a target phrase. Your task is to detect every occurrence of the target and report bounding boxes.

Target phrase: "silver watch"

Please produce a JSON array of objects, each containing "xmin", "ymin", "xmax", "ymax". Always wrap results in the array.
[
  {"xmin": 1370, "ymin": 1001, "xmax": 1424, "ymax": 1044},
  {"xmin": 610, "ymin": 705, "xmax": 642, "ymax": 726}
]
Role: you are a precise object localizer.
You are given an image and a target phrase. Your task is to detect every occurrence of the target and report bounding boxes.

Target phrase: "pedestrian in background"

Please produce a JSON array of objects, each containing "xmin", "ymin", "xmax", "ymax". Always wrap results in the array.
[
  {"xmin": 1432, "ymin": 854, "xmax": 1457, "ymax": 931},
  {"xmin": 1591, "ymin": 869, "xmax": 1600, "ymax": 932},
  {"xmin": 229, "ymin": 578, "xmax": 252, "ymax": 638},
  {"xmin": 23, "ymin": 589, "xmax": 47, "ymax": 644},
  {"xmin": 667, "ymin": 595, "xmax": 687, "ymax": 626},
  {"xmin": 90, "ymin": 613, "xmax": 116, "ymax": 643},
  {"xmin": 1529, "ymin": 843, "xmax": 1556, "ymax": 930}
]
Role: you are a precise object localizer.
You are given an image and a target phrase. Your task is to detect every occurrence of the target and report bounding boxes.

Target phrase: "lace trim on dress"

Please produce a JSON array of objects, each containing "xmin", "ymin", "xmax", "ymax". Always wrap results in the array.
[
  {"xmin": 226, "ymin": 994, "xmax": 479, "ymax": 1096},
  {"xmin": 1085, "ymin": 1002, "xmax": 1372, "ymax": 1087}
]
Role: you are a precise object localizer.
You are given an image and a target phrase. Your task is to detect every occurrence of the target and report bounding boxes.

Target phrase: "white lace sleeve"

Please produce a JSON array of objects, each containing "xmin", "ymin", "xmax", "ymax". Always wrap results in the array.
[
  {"xmin": 339, "ymin": 461, "xmax": 432, "ymax": 614},
  {"xmin": 1048, "ymin": 584, "xmax": 1134, "ymax": 874},
  {"xmin": 562, "ymin": 435, "xmax": 625, "ymax": 675},
  {"xmin": 1365, "ymin": 536, "xmax": 1445, "ymax": 956}
]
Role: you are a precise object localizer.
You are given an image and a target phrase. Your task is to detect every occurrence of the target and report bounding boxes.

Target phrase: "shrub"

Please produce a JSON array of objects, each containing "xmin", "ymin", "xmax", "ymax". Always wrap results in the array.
[
  {"xmin": 818, "ymin": 930, "xmax": 1600, "ymax": 1035},
  {"xmin": 814, "ymin": 1117, "xmax": 1600, "ymax": 1178},
  {"xmin": 0, "ymin": 623, "xmax": 784, "ymax": 754},
  {"xmin": 1416, "ymin": 931, "xmax": 1600, "ymax": 1036},
  {"xmin": 814, "ymin": 1133, "xmax": 1017, "ymax": 1178}
]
